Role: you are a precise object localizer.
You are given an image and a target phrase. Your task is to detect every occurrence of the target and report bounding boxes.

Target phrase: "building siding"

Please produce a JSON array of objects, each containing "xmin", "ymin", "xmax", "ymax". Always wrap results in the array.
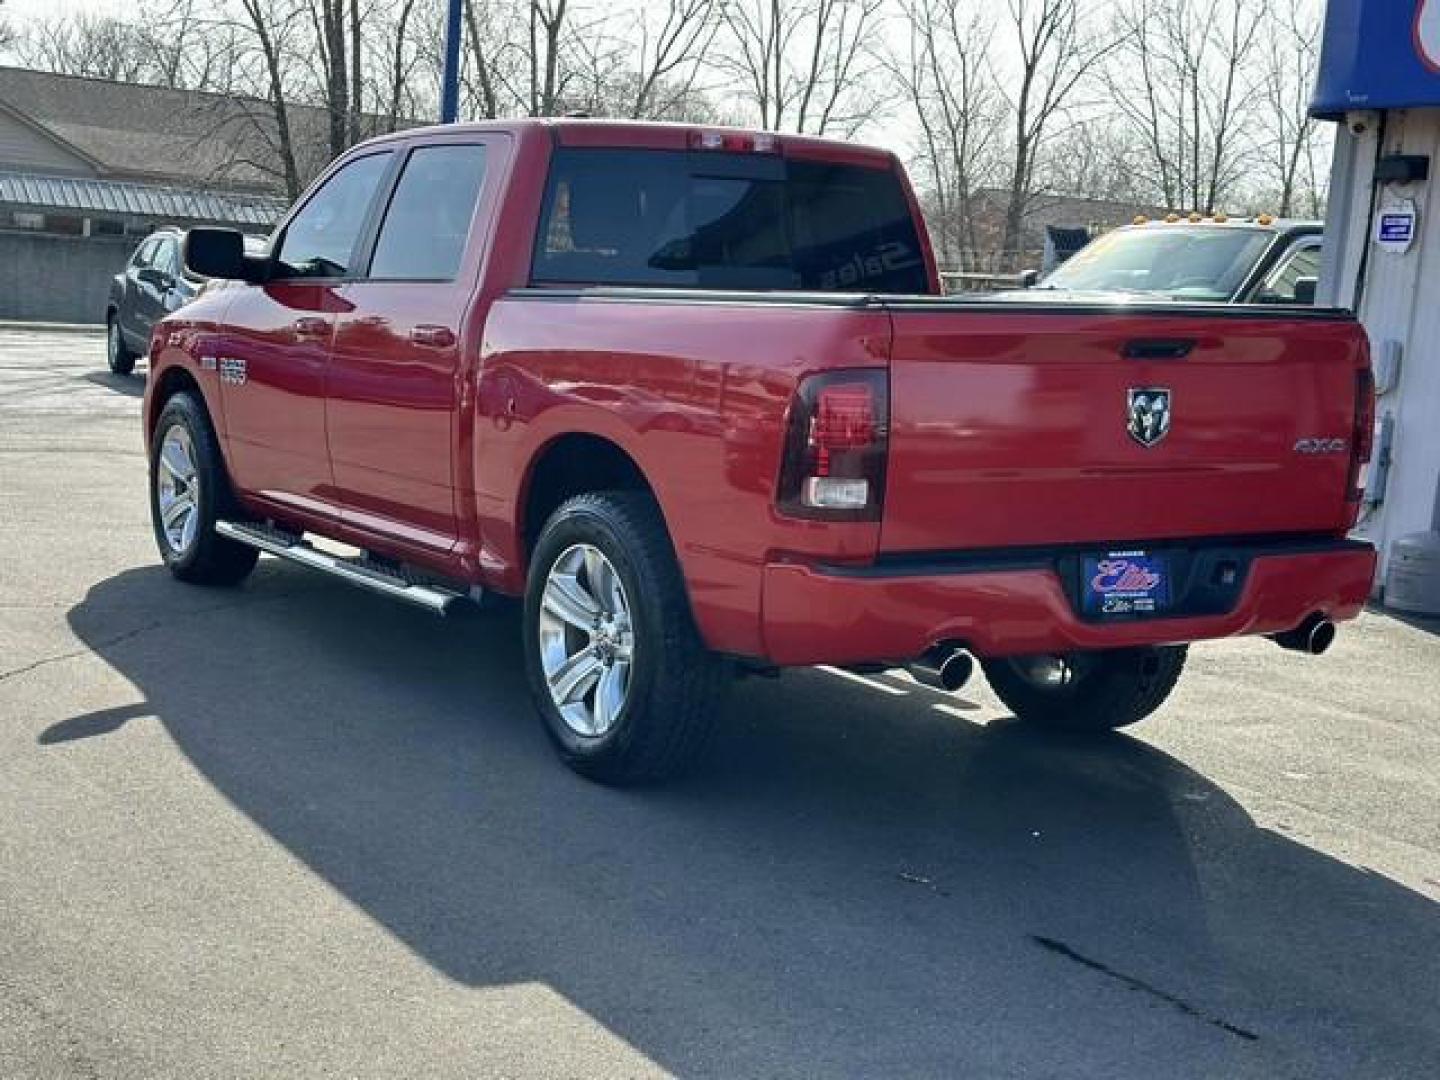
[
  {"xmin": 0, "ymin": 107, "xmax": 95, "ymax": 178},
  {"xmin": 1324, "ymin": 110, "xmax": 1440, "ymax": 584}
]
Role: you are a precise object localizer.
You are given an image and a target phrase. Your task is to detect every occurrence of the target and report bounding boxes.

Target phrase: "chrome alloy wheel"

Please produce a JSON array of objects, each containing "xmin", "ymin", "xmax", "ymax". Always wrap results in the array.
[
  {"xmin": 155, "ymin": 424, "xmax": 201, "ymax": 556},
  {"xmin": 107, "ymin": 320, "xmax": 122, "ymax": 365},
  {"xmin": 538, "ymin": 543, "xmax": 635, "ymax": 737}
]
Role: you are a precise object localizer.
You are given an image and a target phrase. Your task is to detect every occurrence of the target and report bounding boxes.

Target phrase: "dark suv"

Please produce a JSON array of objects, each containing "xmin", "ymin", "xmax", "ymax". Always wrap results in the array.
[{"xmin": 106, "ymin": 228, "xmax": 200, "ymax": 375}]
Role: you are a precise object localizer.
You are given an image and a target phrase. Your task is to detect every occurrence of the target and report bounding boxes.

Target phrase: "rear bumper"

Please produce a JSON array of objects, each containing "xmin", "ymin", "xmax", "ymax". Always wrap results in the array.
[{"xmin": 760, "ymin": 538, "xmax": 1376, "ymax": 666}]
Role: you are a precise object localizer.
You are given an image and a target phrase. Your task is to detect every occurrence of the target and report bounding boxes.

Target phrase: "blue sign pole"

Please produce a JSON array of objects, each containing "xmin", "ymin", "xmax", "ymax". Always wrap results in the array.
[{"xmin": 440, "ymin": 0, "xmax": 463, "ymax": 123}]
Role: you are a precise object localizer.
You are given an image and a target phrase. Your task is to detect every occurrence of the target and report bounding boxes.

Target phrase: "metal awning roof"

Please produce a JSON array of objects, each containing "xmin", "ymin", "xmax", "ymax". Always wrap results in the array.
[{"xmin": 0, "ymin": 170, "xmax": 288, "ymax": 227}]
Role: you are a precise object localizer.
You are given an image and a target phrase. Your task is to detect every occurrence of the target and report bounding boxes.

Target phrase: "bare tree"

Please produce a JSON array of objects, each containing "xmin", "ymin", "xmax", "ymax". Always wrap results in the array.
[
  {"xmin": 16, "ymin": 14, "xmax": 155, "ymax": 83},
  {"xmin": 529, "ymin": 0, "xmax": 569, "ymax": 115},
  {"xmin": 1257, "ymin": 0, "xmax": 1326, "ymax": 216},
  {"xmin": 1109, "ymin": 0, "xmax": 1263, "ymax": 213},
  {"xmin": 232, "ymin": 0, "xmax": 308, "ymax": 198},
  {"xmin": 997, "ymin": 0, "xmax": 1116, "ymax": 258},
  {"xmin": 719, "ymin": 0, "xmax": 884, "ymax": 136},
  {"xmin": 890, "ymin": 0, "xmax": 1005, "ymax": 267},
  {"xmin": 626, "ymin": 0, "xmax": 719, "ymax": 119}
]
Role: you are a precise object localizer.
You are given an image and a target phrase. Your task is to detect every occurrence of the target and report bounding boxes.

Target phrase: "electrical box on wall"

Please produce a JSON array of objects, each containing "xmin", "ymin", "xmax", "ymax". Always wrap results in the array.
[{"xmin": 1374, "ymin": 154, "xmax": 1431, "ymax": 183}]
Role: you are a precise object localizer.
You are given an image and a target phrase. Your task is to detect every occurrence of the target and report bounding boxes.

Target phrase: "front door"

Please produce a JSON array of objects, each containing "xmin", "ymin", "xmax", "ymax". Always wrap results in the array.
[
  {"xmin": 216, "ymin": 150, "xmax": 393, "ymax": 520},
  {"xmin": 327, "ymin": 141, "xmax": 494, "ymax": 553}
]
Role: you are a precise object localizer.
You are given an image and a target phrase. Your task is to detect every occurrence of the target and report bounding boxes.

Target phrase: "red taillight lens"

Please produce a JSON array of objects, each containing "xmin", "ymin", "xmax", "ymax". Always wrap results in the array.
[
  {"xmin": 777, "ymin": 370, "xmax": 888, "ymax": 520},
  {"xmin": 1347, "ymin": 364, "xmax": 1375, "ymax": 504}
]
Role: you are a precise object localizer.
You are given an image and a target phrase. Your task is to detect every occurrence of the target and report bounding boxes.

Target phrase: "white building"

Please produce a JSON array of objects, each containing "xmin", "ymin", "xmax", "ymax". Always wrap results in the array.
[{"xmin": 1315, "ymin": 0, "xmax": 1440, "ymax": 611}]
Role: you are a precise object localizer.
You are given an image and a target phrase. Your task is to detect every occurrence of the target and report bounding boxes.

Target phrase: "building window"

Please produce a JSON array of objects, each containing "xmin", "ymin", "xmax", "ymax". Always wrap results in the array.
[{"xmin": 11, "ymin": 212, "xmax": 44, "ymax": 230}]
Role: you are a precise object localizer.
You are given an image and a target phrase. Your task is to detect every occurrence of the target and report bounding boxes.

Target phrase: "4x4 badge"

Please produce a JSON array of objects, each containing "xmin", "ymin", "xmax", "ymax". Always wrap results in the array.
[{"xmin": 1127, "ymin": 388, "xmax": 1171, "ymax": 447}]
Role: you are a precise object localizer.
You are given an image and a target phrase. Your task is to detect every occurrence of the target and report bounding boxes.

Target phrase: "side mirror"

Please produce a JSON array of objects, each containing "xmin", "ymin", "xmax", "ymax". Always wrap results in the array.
[
  {"xmin": 1292, "ymin": 276, "xmax": 1318, "ymax": 305},
  {"xmin": 1018, "ymin": 268, "xmax": 1040, "ymax": 288},
  {"xmin": 184, "ymin": 227, "xmax": 267, "ymax": 283}
]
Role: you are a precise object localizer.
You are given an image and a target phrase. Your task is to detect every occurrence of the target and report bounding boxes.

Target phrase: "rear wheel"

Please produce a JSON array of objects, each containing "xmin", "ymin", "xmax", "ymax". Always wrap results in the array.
[
  {"xmin": 523, "ymin": 491, "xmax": 729, "ymax": 785},
  {"xmin": 149, "ymin": 392, "xmax": 258, "ymax": 586},
  {"xmin": 106, "ymin": 314, "xmax": 136, "ymax": 376},
  {"xmin": 981, "ymin": 646, "xmax": 1186, "ymax": 732}
]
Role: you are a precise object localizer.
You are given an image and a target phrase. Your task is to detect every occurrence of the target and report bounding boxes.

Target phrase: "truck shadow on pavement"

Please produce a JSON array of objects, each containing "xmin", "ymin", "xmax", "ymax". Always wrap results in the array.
[
  {"xmin": 59, "ymin": 565, "xmax": 1440, "ymax": 1078},
  {"xmin": 81, "ymin": 371, "xmax": 146, "ymax": 399}
]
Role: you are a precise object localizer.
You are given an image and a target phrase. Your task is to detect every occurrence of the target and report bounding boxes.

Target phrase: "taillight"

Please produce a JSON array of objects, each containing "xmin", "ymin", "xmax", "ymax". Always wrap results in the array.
[
  {"xmin": 1347, "ymin": 363, "xmax": 1376, "ymax": 505},
  {"xmin": 777, "ymin": 370, "xmax": 888, "ymax": 520}
]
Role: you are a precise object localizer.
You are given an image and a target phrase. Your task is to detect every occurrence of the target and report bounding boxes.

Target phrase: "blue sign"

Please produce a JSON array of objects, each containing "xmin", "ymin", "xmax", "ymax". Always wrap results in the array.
[
  {"xmin": 1312, "ymin": 0, "xmax": 1440, "ymax": 117},
  {"xmin": 1378, "ymin": 214, "xmax": 1414, "ymax": 242}
]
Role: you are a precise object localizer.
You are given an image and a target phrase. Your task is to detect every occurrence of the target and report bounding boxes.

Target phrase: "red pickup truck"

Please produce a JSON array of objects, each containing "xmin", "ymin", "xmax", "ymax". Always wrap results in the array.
[{"xmin": 144, "ymin": 120, "xmax": 1377, "ymax": 784}]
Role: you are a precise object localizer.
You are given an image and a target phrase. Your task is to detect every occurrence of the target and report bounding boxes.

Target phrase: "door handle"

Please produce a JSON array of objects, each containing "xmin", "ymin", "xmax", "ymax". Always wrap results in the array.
[
  {"xmin": 293, "ymin": 316, "xmax": 329, "ymax": 340},
  {"xmin": 1122, "ymin": 338, "xmax": 1195, "ymax": 360},
  {"xmin": 409, "ymin": 325, "xmax": 456, "ymax": 349}
]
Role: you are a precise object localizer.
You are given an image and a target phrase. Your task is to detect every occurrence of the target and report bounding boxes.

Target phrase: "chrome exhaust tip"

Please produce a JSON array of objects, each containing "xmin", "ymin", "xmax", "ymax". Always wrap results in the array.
[
  {"xmin": 1269, "ymin": 614, "xmax": 1337, "ymax": 656},
  {"xmin": 908, "ymin": 645, "xmax": 975, "ymax": 692}
]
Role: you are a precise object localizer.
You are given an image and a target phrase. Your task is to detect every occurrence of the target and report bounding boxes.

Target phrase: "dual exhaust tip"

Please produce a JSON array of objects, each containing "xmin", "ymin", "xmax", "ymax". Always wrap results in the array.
[
  {"xmin": 907, "ymin": 614, "xmax": 1336, "ymax": 690},
  {"xmin": 1269, "ymin": 613, "xmax": 1337, "ymax": 656},
  {"xmin": 908, "ymin": 644, "xmax": 975, "ymax": 692}
]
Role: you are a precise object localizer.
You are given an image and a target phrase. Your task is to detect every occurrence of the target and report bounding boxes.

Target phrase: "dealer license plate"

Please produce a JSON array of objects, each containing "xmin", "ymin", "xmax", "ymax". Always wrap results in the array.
[{"xmin": 1082, "ymin": 551, "xmax": 1171, "ymax": 618}]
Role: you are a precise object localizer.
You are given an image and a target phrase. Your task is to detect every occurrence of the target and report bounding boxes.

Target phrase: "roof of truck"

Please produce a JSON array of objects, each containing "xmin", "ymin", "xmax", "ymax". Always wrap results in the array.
[{"xmin": 353, "ymin": 117, "xmax": 901, "ymax": 169}]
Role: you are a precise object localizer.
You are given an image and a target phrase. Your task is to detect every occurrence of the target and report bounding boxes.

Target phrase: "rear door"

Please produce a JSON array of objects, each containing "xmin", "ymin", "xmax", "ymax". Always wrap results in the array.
[
  {"xmin": 217, "ymin": 150, "xmax": 393, "ymax": 518},
  {"xmin": 327, "ymin": 138, "xmax": 498, "ymax": 553},
  {"xmin": 880, "ymin": 305, "xmax": 1367, "ymax": 553}
]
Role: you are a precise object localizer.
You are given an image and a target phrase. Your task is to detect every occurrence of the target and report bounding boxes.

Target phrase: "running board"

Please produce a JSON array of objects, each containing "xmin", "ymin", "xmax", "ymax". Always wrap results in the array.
[{"xmin": 215, "ymin": 520, "xmax": 468, "ymax": 615}]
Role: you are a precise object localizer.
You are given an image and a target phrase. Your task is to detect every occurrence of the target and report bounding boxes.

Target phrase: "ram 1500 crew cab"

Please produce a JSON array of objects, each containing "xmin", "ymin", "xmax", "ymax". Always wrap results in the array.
[{"xmin": 143, "ymin": 120, "xmax": 1377, "ymax": 784}]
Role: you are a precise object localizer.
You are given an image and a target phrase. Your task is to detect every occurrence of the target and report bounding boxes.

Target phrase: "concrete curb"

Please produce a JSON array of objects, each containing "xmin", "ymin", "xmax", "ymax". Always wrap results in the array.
[{"xmin": 0, "ymin": 320, "xmax": 105, "ymax": 334}]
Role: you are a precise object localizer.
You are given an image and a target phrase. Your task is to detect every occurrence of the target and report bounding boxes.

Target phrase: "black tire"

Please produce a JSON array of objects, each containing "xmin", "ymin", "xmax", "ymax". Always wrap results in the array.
[
  {"xmin": 106, "ymin": 313, "xmax": 137, "ymax": 376},
  {"xmin": 523, "ymin": 490, "xmax": 729, "ymax": 785},
  {"xmin": 982, "ymin": 646, "xmax": 1187, "ymax": 732},
  {"xmin": 148, "ymin": 392, "xmax": 258, "ymax": 586}
]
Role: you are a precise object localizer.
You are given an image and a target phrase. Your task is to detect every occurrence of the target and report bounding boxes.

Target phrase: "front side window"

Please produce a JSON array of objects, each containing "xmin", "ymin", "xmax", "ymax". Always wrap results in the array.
[
  {"xmin": 132, "ymin": 238, "xmax": 159, "ymax": 269},
  {"xmin": 369, "ymin": 144, "xmax": 488, "ymax": 280},
  {"xmin": 155, "ymin": 238, "xmax": 180, "ymax": 278},
  {"xmin": 1258, "ymin": 244, "xmax": 1322, "ymax": 303},
  {"xmin": 276, "ymin": 152, "xmax": 391, "ymax": 278},
  {"xmin": 532, "ymin": 148, "xmax": 928, "ymax": 293}
]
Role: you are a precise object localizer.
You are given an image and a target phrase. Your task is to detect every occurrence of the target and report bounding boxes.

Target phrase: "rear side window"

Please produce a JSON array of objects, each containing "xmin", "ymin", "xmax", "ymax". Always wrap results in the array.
[
  {"xmin": 532, "ymin": 149, "xmax": 928, "ymax": 293},
  {"xmin": 369, "ymin": 144, "xmax": 488, "ymax": 280},
  {"xmin": 276, "ymin": 152, "xmax": 391, "ymax": 278}
]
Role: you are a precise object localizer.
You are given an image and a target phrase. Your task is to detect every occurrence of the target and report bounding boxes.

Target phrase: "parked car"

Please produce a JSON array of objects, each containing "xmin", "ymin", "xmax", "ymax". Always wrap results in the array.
[
  {"xmin": 1017, "ymin": 217, "xmax": 1323, "ymax": 304},
  {"xmin": 106, "ymin": 228, "xmax": 268, "ymax": 375},
  {"xmin": 142, "ymin": 120, "xmax": 1375, "ymax": 784}
]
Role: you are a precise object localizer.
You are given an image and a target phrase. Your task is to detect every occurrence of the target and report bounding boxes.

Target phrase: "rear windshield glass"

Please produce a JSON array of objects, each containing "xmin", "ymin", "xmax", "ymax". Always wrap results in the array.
[
  {"xmin": 1042, "ymin": 226, "xmax": 1274, "ymax": 300},
  {"xmin": 532, "ymin": 148, "xmax": 929, "ymax": 293}
]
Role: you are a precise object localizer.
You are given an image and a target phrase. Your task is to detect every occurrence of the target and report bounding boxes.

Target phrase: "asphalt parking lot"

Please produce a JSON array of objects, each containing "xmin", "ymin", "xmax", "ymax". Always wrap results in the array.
[{"xmin": 1, "ymin": 325, "xmax": 1438, "ymax": 1079}]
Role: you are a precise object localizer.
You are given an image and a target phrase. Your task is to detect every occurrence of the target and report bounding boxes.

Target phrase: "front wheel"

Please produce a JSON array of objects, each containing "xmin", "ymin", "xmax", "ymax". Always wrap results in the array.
[
  {"xmin": 106, "ymin": 315, "xmax": 136, "ymax": 376},
  {"xmin": 981, "ymin": 646, "xmax": 1187, "ymax": 732},
  {"xmin": 148, "ymin": 392, "xmax": 258, "ymax": 586},
  {"xmin": 523, "ymin": 491, "xmax": 729, "ymax": 785}
]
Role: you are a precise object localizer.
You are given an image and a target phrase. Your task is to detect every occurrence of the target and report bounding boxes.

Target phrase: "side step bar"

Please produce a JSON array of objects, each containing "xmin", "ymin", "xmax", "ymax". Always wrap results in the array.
[{"xmin": 215, "ymin": 520, "xmax": 468, "ymax": 615}]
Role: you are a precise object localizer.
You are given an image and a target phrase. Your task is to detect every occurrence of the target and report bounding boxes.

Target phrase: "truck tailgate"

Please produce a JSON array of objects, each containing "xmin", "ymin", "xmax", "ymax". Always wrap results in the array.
[{"xmin": 880, "ymin": 305, "xmax": 1367, "ymax": 553}]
